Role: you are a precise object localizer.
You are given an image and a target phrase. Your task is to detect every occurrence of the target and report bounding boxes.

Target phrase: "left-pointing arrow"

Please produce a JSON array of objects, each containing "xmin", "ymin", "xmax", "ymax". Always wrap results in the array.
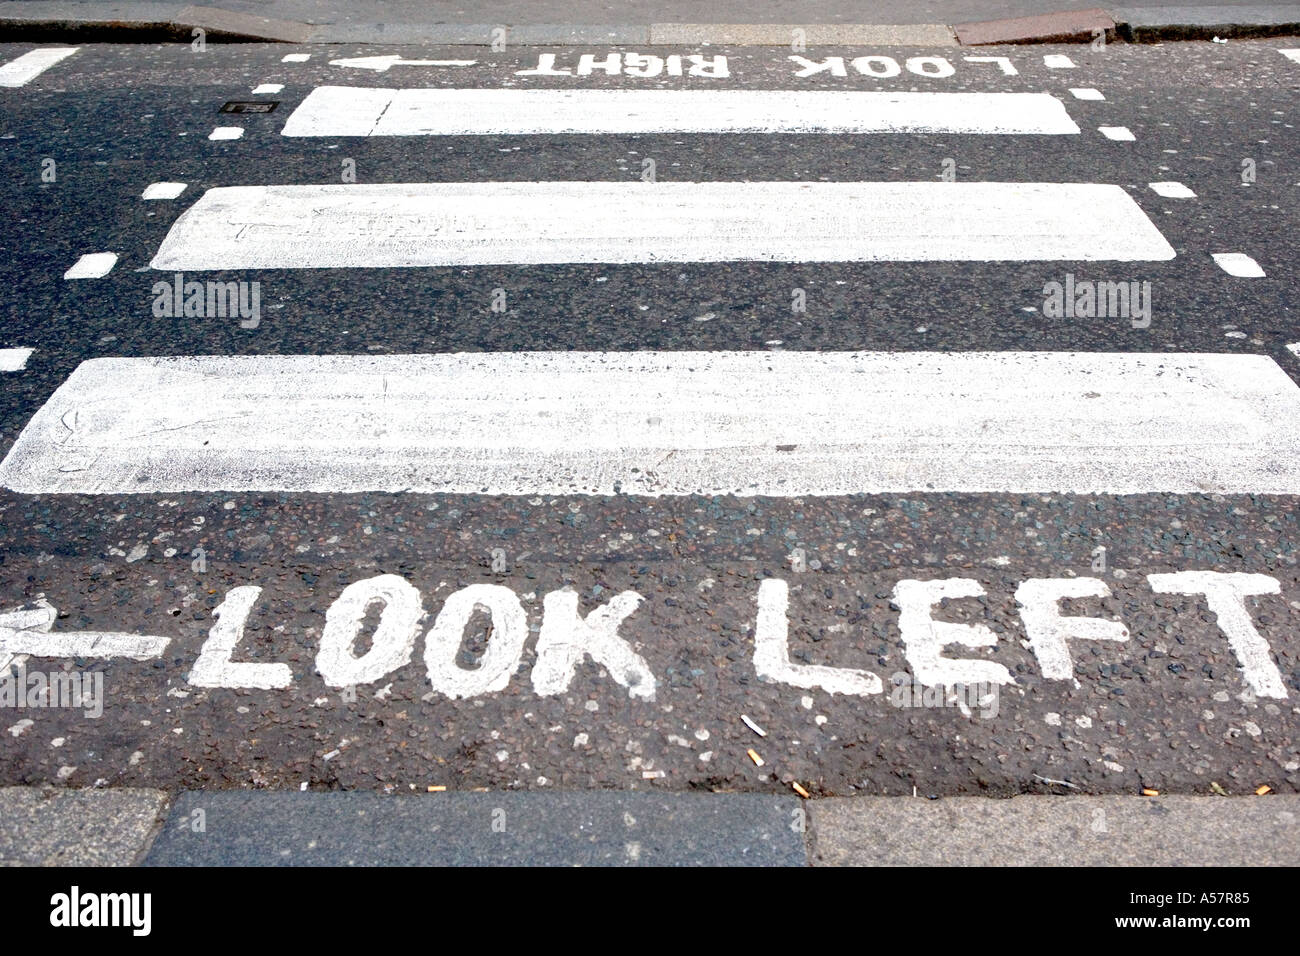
[
  {"xmin": 328, "ymin": 54, "xmax": 478, "ymax": 72},
  {"xmin": 0, "ymin": 599, "xmax": 169, "ymax": 667}
]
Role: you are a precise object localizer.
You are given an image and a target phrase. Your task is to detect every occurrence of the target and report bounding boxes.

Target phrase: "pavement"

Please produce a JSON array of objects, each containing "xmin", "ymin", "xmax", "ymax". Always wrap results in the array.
[
  {"xmin": 4, "ymin": 788, "xmax": 1296, "ymax": 864},
  {"xmin": 1, "ymin": 1, "xmax": 1300, "ymax": 44},
  {"xmin": 0, "ymin": 21, "xmax": 1299, "ymax": 869}
]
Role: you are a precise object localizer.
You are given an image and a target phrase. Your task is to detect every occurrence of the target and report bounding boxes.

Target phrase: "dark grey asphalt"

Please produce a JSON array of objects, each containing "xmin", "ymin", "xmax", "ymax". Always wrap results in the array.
[{"xmin": 0, "ymin": 39, "xmax": 1297, "ymax": 799}]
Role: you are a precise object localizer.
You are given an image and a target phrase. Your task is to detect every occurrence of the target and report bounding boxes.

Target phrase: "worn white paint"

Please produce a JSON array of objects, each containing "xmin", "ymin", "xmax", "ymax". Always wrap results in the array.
[
  {"xmin": 316, "ymin": 574, "xmax": 424, "ymax": 687},
  {"xmin": 209, "ymin": 127, "xmax": 244, "ymax": 140},
  {"xmin": 1015, "ymin": 577, "xmax": 1129, "ymax": 680},
  {"xmin": 0, "ymin": 47, "xmax": 78, "ymax": 87},
  {"xmin": 1147, "ymin": 572, "xmax": 1288, "ymax": 698},
  {"xmin": 149, "ymin": 182, "xmax": 1175, "ymax": 270},
  {"xmin": 0, "ymin": 626, "xmax": 167, "ymax": 660},
  {"xmin": 141, "ymin": 182, "xmax": 187, "ymax": 200},
  {"xmin": 7, "ymin": 351, "xmax": 1300, "ymax": 496},
  {"xmin": 1069, "ymin": 87, "xmax": 1105, "ymax": 100},
  {"xmin": 1288, "ymin": 343, "xmax": 1300, "ymax": 361},
  {"xmin": 281, "ymin": 53, "xmax": 310, "ymax": 62},
  {"xmin": 1279, "ymin": 49, "xmax": 1300, "ymax": 64},
  {"xmin": 1043, "ymin": 54, "xmax": 1076, "ymax": 68},
  {"xmin": 423, "ymin": 584, "xmax": 528, "ymax": 699},
  {"xmin": 252, "ymin": 83, "xmax": 284, "ymax": 94},
  {"xmin": 0, "ymin": 599, "xmax": 56, "ymax": 671},
  {"xmin": 532, "ymin": 588, "xmax": 656, "ymax": 700},
  {"xmin": 1149, "ymin": 181, "xmax": 1195, "ymax": 198},
  {"xmin": 892, "ymin": 579, "xmax": 1015, "ymax": 687},
  {"xmin": 1212, "ymin": 252, "xmax": 1266, "ymax": 277},
  {"xmin": 282, "ymin": 88, "xmax": 1080, "ymax": 136},
  {"xmin": 187, "ymin": 586, "xmax": 291, "ymax": 689},
  {"xmin": 63, "ymin": 252, "xmax": 117, "ymax": 279},
  {"xmin": 963, "ymin": 56, "xmax": 1018, "ymax": 75},
  {"xmin": 0, "ymin": 347, "xmax": 33, "ymax": 372},
  {"xmin": 1099, "ymin": 126, "xmax": 1135, "ymax": 141},
  {"xmin": 753, "ymin": 579, "xmax": 881, "ymax": 695}
]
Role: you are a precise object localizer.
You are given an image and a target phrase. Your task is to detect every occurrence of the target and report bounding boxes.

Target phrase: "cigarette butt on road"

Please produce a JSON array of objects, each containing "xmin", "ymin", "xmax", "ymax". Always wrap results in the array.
[
  {"xmin": 1141, "ymin": 788, "xmax": 1159, "ymax": 796},
  {"xmin": 1256, "ymin": 784, "xmax": 1272, "ymax": 795},
  {"xmin": 427, "ymin": 785, "xmax": 446, "ymax": 792},
  {"xmin": 747, "ymin": 748, "xmax": 765, "ymax": 767},
  {"xmin": 740, "ymin": 714, "xmax": 767, "ymax": 737},
  {"xmin": 792, "ymin": 782, "xmax": 811, "ymax": 799}
]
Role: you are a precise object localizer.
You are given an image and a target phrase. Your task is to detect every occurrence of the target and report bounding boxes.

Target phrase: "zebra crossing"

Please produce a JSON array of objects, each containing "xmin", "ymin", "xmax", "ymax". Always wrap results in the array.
[
  {"xmin": 6, "ymin": 67, "xmax": 1285, "ymax": 500},
  {"xmin": 1, "ymin": 41, "xmax": 1296, "ymax": 795}
]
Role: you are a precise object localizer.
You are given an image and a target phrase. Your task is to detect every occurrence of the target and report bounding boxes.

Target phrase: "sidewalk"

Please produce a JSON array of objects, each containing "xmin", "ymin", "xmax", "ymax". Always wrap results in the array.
[
  {"xmin": 3, "ymin": 787, "xmax": 1296, "ymax": 865},
  {"xmin": 1, "ymin": 1, "xmax": 1299, "ymax": 44}
]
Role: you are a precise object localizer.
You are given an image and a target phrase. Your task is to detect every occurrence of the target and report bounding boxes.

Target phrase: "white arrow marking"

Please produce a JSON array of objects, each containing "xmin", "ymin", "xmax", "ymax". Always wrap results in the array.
[
  {"xmin": 328, "ymin": 55, "xmax": 477, "ymax": 72},
  {"xmin": 0, "ymin": 601, "xmax": 169, "ymax": 663},
  {"xmin": 0, "ymin": 598, "xmax": 55, "ymax": 671}
]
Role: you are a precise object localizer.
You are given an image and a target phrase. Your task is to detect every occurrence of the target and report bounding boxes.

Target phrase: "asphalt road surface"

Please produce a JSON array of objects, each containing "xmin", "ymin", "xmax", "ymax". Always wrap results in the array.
[{"xmin": 0, "ymin": 37, "xmax": 1297, "ymax": 800}]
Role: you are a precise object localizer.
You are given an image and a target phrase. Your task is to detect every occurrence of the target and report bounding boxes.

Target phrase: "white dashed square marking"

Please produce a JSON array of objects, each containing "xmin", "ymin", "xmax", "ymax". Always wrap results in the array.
[
  {"xmin": 1148, "ymin": 181, "xmax": 1195, "ymax": 198},
  {"xmin": 141, "ymin": 182, "xmax": 188, "ymax": 200},
  {"xmin": 63, "ymin": 252, "xmax": 118, "ymax": 279},
  {"xmin": 1212, "ymin": 253, "xmax": 1265, "ymax": 277}
]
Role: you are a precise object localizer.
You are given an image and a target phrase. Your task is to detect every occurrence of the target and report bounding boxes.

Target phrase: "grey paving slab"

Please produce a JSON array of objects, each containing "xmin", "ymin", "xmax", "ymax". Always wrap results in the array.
[
  {"xmin": 0, "ymin": 787, "xmax": 169, "ymax": 866},
  {"xmin": 143, "ymin": 791, "xmax": 808, "ymax": 866},
  {"xmin": 955, "ymin": 7, "xmax": 1114, "ymax": 44},
  {"xmin": 810, "ymin": 796, "xmax": 1300, "ymax": 866},
  {"xmin": 177, "ymin": 3, "xmax": 314, "ymax": 42}
]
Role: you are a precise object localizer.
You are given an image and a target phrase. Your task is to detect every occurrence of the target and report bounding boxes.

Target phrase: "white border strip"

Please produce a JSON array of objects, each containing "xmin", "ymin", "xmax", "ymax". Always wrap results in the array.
[
  {"xmin": 281, "ymin": 88, "xmax": 1082, "ymax": 136},
  {"xmin": 150, "ymin": 181, "xmax": 1176, "ymax": 269},
  {"xmin": 0, "ymin": 48, "xmax": 78, "ymax": 88},
  {"xmin": 3, "ymin": 351, "xmax": 1298, "ymax": 496}
]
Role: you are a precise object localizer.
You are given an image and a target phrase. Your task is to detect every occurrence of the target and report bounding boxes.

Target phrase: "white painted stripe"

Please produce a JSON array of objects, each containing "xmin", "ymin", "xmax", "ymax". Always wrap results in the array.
[
  {"xmin": 0, "ymin": 48, "xmax": 78, "ymax": 88},
  {"xmin": 63, "ymin": 252, "xmax": 117, "ymax": 279},
  {"xmin": 1288, "ymin": 343, "xmax": 1300, "ymax": 360},
  {"xmin": 3, "ymin": 351, "xmax": 1299, "ymax": 496},
  {"xmin": 0, "ymin": 628, "xmax": 168, "ymax": 660},
  {"xmin": 1099, "ymin": 126, "xmax": 1135, "ymax": 141},
  {"xmin": 209, "ymin": 126, "xmax": 244, "ymax": 140},
  {"xmin": 1043, "ymin": 54, "xmax": 1075, "ymax": 68},
  {"xmin": 1213, "ymin": 252, "xmax": 1266, "ymax": 277},
  {"xmin": 149, "ymin": 182, "xmax": 1176, "ymax": 270},
  {"xmin": 282, "ymin": 53, "xmax": 311, "ymax": 62},
  {"xmin": 1149, "ymin": 181, "xmax": 1196, "ymax": 198},
  {"xmin": 1069, "ymin": 87, "xmax": 1105, "ymax": 100},
  {"xmin": 281, "ymin": 88, "xmax": 1082, "ymax": 136},
  {"xmin": 252, "ymin": 83, "xmax": 284, "ymax": 94},
  {"xmin": 0, "ymin": 347, "xmax": 33, "ymax": 372},
  {"xmin": 1279, "ymin": 49, "xmax": 1300, "ymax": 64},
  {"xmin": 142, "ymin": 181, "xmax": 187, "ymax": 200}
]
